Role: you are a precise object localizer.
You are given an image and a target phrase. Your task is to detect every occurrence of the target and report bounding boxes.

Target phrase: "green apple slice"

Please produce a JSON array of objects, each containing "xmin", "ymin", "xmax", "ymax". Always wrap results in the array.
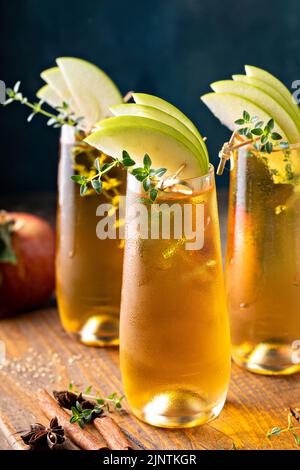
[
  {"xmin": 201, "ymin": 92, "xmax": 291, "ymax": 182},
  {"xmin": 132, "ymin": 93, "xmax": 208, "ymax": 160},
  {"xmin": 201, "ymin": 92, "xmax": 286, "ymax": 136},
  {"xmin": 56, "ymin": 57, "xmax": 122, "ymax": 128},
  {"xmin": 85, "ymin": 116, "xmax": 208, "ymax": 178},
  {"xmin": 40, "ymin": 67, "xmax": 73, "ymax": 103},
  {"xmin": 245, "ymin": 65, "xmax": 300, "ymax": 124},
  {"xmin": 210, "ymin": 80, "xmax": 300, "ymax": 142},
  {"xmin": 36, "ymin": 84, "xmax": 62, "ymax": 108},
  {"xmin": 232, "ymin": 74, "xmax": 300, "ymax": 131},
  {"xmin": 108, "ymin": 103, "xmax": 205, "ymax": 162}
]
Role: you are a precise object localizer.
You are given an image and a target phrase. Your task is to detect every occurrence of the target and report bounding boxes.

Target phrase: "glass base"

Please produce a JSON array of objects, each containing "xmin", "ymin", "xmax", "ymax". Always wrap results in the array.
[
  {"xmin": 130, "ymin": 390, "xmax": 226, "ymax": 429},
  {"xmin": 75, "ymin": 314, "xmax": 119, "ymax": 347},
  {"xmin": 232, "ymin": 342, "xmax": 300, "ymax": 375}
]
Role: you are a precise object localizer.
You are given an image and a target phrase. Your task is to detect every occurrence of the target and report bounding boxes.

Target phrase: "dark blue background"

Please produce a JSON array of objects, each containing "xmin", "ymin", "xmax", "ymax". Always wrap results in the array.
[{"xmin": 1, "ymin": 0, "xmax": 300, "ymax": 193}]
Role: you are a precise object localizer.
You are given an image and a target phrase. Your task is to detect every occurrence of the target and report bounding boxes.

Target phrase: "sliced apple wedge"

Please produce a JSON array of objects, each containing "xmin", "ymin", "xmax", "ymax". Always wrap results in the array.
[
  {"xmin": 132, "ymin": 93, "xmax": 208, "ymax": 160},
  {"xmin": 245, "ymin": 65, "xmax": 300, "ymax": 125},
  {"xmin": 36, "ymin": 85, "xmax": 62, "ymax": 109},
  {"xmin": 41, "ymin": 67, "xmax": 73, "ymax": 103},
  {"xmin": 56, "ymin": 57, "xmax": 122, "ymax": 128},
  {"xmin": 232, "ymin": 74, "xmax": 300, "ymax": 130},
  {"xmin": 210, "ymin": 80, "xmax": 300, "ymax": 142},
  {"xmin": 85, "ymin": 116, "xmax": 208, "ymax": 178},
  {"xmin": 108, "ymin": 103, "xmax": 205, "ymax": 162},
  {"xmin": 201, "ymin": 92, "xmax": 286, "ymax": 137}
]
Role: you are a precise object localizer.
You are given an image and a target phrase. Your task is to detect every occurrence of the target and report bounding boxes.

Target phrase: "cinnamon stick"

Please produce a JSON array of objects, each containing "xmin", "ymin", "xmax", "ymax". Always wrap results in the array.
[
  {"xmin": 94, "ymin": 415, "xmax": 131, "ymax": 450},
  {"xmin": 37, "ymin": 389, "xmax": 108, "ymax": 450}
]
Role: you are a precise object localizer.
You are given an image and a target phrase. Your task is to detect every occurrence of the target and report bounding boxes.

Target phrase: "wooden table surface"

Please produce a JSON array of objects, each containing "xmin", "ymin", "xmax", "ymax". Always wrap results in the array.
[
  {"xmin": 0, "ymin": 308, "xmax": 300, "ymax": 450},
  {"xmin": 0, "ymin": 191, "xmax": 299, "ymax": 450}
]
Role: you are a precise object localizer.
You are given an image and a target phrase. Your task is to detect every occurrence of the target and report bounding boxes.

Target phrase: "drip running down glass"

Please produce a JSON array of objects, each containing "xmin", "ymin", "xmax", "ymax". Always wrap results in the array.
[
  {"xmin": 120, "ymin": 167, "xmax": 231, "ymax": 428},
  {"xmin": 226, "ymin": 146, "xmax": 300, "ymax": 375},
  {"xmin": 56, "ymin": 126, "xmax": 125, "ymax": 346}
]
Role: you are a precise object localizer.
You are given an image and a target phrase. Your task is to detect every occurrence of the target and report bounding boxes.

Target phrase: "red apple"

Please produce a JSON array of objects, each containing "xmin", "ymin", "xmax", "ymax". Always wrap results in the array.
[{"xmin": 0, "ymin": 212, "xmax": 55, "ymax": 317}]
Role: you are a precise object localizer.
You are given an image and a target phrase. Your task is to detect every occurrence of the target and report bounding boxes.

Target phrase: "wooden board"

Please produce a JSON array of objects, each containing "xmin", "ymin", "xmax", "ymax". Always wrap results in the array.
[{"xmin": 0, "ymin": 308, "xmax": 299, "ymax": 450}]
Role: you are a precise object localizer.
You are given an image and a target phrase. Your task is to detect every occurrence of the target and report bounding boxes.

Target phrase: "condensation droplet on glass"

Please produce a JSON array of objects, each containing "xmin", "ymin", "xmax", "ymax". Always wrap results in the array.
[{"xmin": 275, "ymin": 205, "xmax": 286, "ymax": 215}]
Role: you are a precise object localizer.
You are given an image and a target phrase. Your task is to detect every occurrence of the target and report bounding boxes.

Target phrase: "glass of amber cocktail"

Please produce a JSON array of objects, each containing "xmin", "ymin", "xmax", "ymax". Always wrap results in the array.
[
  {"xmin": 120, "ymin": 167, "xmax": 231, "ymax": 428},
  {"xmin": 226, "ymin": 147, "xmax": 300, "ymax": 375},
  {"xmin": 56, "ymin": 126, "xmax": 125, "ymax": 346}
]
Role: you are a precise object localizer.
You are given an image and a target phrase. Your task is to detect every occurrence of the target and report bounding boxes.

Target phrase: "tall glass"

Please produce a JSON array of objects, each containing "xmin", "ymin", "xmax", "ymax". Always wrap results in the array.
[
  {"xmin": 120, "ymin": 167, "xmax": 231, "ymax": 428},
  {"xmin": 56, "ymin": 126, "xmax": 125, "ymax": 346},
  {"xmin": 226, "ymin": 147, "xmax": 300, "ymax": 374}
]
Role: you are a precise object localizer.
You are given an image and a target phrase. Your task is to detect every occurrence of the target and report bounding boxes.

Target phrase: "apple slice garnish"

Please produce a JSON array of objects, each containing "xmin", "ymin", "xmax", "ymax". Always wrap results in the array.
[
  {"xmin": 232, "ymin": 74, "xmax": 300, "ymax": 131},
  {"xmin": 36, "ymin": 85, "xmax": 62, "ymax": 109},
  {"xmin": 132, "ymin": 93, "xmax": 208, "ymax": 160},
  {"xmin": 41, "ymin": 67, "xmax": 73, "ymax": 103},
  {"xmin": 201, "ymin": 92, "xmax": 286, "ymax": 136},
  {"xmin": 85, "ymin": 115, "xmax": 208, "ymax": 179},
  {"xmin": 210, "ymin": 80, "xmax": 300, "ymax": 143},
  {"xmin": 56, "ymin": 57, "xmax": 122, "ymax": 129},
  {"xmin": 108, "ymin": 103, "xmax": 204, "ymax": 162},
  {"xmin": 245, "ymin": 65, "xmax": 300, "ymax": 125}
]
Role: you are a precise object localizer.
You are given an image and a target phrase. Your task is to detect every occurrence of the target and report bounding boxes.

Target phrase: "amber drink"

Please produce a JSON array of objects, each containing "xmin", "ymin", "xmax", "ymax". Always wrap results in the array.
[
  {"xmin": 56, "ymin": 126, "xmax": 125, "ymax": 346},
  {"xmin": 226, "ymin": 147, "xmax": 300, "ymax": 374},
  {"xmin": 120, "ymin": 168, "xmax": 231, "ymax": 428}
]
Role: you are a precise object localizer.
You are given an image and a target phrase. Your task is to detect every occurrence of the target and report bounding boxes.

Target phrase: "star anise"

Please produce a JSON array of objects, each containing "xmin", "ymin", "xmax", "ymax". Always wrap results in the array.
[
  {"xmin": 21, "ymin": 417, "xmax": 65, "ymax": 450},
  {"xmin": 53, "ymin": 390, "xmax": 94, "ymax": 411}
]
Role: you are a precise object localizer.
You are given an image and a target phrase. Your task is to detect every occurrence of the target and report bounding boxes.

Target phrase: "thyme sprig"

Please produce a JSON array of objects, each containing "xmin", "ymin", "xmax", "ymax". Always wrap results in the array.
[
  {"xmin": 55, "ymin": 384, "xmax": 124, "ymax": 429},
  {"xmin": 234, "ymin": 111, "xmax": 288, "ymax": 154},
  {"xmin": 217, "ymin": 110, "xmax": 290, "ymax": 175},
  {"xmin": 267, "ymin": 408, "xmax": 300, "ymax": 447},
  {"xmin": 3, "ymin": 81, "xmax": 83, "ymax": 128},
  {"xmin": 72, "ymin": 151, "xmax": 167, "ymax": 202}
]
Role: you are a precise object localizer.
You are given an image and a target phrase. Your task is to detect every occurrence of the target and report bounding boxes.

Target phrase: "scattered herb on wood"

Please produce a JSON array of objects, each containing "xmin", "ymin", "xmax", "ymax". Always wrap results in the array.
[
  {"xmin": 54, "ymin": 385, "xmax": 124, "ymax": 429},
  {"xmin": 37, "ymin": 390, "xmax": 108, "ymax": 450},
  {"xmin": 267, "ymin": 407, "xmax": 300, "ymax": 447}
]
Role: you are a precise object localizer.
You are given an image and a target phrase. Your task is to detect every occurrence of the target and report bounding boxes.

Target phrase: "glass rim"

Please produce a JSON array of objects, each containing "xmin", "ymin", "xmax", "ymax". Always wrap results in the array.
[
  {"xmin": 127, "ymin": 163, "xmax": 215, "ymax": 197},
  {"xmin": 127, "ymin": 162, "xmax": 215, "ymax": 183},
  {"xmin": 60, "ymin": 125, "xmax": 87, "ymax": 145},
  {"xmin": 236, "ymin": 143, "xmax": 300, "ymax": 156}
]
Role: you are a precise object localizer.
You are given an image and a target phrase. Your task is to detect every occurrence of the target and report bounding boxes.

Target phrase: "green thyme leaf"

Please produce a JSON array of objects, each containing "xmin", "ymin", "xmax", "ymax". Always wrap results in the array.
[
  {"xmin": 261, "ymin": 134, "xmax": 268, "ymax": 144},
  {"xmin": 155, "ymin": 168, "xmax": 167, "ymax": 177},
  {"xmin": 91, "ymin": 179, "xmax": 103, "ymax": 193},
  {"xmin": 292, "ymin": 432, "xmax": 300, "ymax": 446},
  {"xmin": 80, "ymin": 183, "xmax": 88, "ymax": 196},
  {"xmin": 243, "ymin": 110, "xmax": 250, "ymax": 122},
  {"xmin": 71, "ymin": 175, "xmax": 85, "ymax": 184},
  {"xmin": 143, "ymin": 153, "xmax": 152, "ymax": 169},
  {"xmin": 143, "ymin": 178, "xmax": 151, "ymax": 192},
  {"xmin": 122, "ymin": 150, "xmax": 135, "ymax": 167},
  {"xmin": 271, "ymin": 132, "xmax": 282, "ymax": 141},
  {"xmin": 251, "ymin": 128, "xmax": 263, "ymax": 136},
  {"xmin": 150, "ymin": 188, "xmax": 158, "ymax": 202},
  {"xmin": 265, "ymin": 141, "xmax": 273, "ymax": 153},
  {"xmin": 95, "ymin": 158, "xmax": 101, "ymax": 172},
  {"xmin": 266, "ymin": 118, "xmax": 274, "ymax": 131},
  {"xmin": 268, "ymin": 427, "xmax": 282, "ymax": 437}
]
